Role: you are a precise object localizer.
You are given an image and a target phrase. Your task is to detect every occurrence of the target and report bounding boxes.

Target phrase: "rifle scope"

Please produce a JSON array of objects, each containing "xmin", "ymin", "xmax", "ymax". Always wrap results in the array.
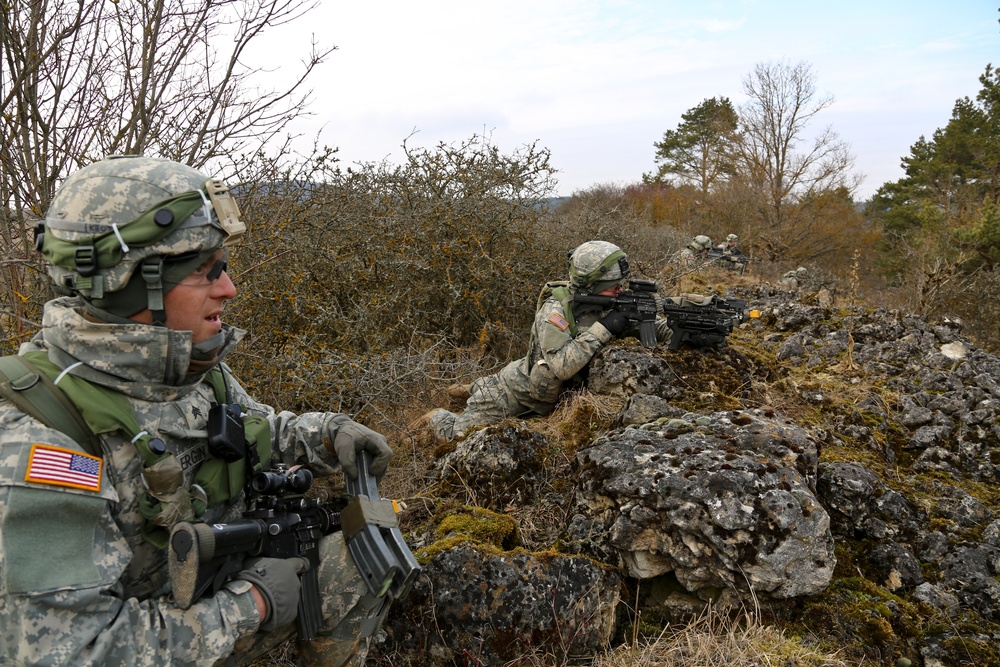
[{"xmin": 251, "ymin": 466, "xmax": 313, "ymax": 496}]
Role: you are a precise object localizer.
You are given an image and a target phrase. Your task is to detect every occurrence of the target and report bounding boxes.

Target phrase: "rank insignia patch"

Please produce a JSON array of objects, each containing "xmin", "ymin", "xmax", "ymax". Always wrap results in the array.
[{"xmin": 25, "ymin": 444, "xmax": 102, "ymax": 492}]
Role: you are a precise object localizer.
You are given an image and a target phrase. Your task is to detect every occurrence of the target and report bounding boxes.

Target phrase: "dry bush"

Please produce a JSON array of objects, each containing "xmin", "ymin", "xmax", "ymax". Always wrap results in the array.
[
  {"xmin": 225, "ymin": 136, "xmax": 562, "ymax": 428},
  {"xmin": 0, "ymin": 211, "xmax": 49, "ymax": 354},
  {"xmin": 909, "ymin": 264, "xmax": 1000, "ymax": 353},
  {"xmin": 546, "ymin": 183, "xmax": 683, "ymax": 274}
]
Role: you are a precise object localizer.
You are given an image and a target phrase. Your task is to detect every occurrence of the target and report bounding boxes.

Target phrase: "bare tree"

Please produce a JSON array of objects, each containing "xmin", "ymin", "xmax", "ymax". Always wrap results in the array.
[
  {"xmin": 0, "ymin": 0, "xmax": 332, "ymax": 350},
  {"xmin": 735, "ymin": 60, "xmax": 861, "ymax": 250}
]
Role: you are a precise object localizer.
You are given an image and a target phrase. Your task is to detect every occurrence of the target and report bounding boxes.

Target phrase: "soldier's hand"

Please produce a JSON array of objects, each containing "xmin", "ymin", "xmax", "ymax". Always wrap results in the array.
[
  {"xmin": 654, "ymin": 318, "xmax": 673, "ymax": 345},
  {"xmin": 600, "ymin": 310, "xmax": 631, "ymax": 337},
  {"xmin": 328, "ymin": 419, "xmax": 394, "ymax": 479},
  {"xmin": 236, "ymin": 556, "xmax": 309, "ymax": 631}
]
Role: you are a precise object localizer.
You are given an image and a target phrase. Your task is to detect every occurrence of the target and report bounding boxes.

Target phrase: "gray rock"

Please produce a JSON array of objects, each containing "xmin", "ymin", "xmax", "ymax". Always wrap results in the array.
[
  {"xmin": 867, "ymin": 542, "xmax": 923, "ymax": 591},
  {"xmin": 374, "ymin": 546, "xmax": 621, "ymax": 666},
  {"xmin": 432, "ymin": 423, "xmax": 547, "ymax": 511},
  {"xmin": 913, "ymin": 582, "xmax": 960, "ymax": 613},
  {"xmin": 817, "ymin": 462, "xmax": 921, "ymax": 541},
  {"xmin": 566, "ymin": 412, "xmax": 835, "ymax": 600},
  {"xmin": 617, "ymin": 393, "xmax": 685, "ymax": 426}
]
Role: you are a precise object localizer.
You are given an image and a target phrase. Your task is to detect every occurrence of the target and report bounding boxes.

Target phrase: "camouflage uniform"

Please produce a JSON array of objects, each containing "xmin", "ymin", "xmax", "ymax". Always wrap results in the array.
[
  {"xmin": 677, "ymin": 235, "xmax": 712, "ymax": 267},
  {"xmin": 778, "ymin": 267, "xmax": 807, "ymax": 290},
  {"xmin": 429, "ymin": 295, "xmax": 614, "ymax": 440},
  {"xmin": 0, "ymin": 156, "xmax": 390, "ymax": 666},
  {"xmin": 429, "ymin": 241, "xmax": 672, "ymax": 441},
  {"xmin": 0, "ymin": 298, "xmax": 388, "ymax": 666}
]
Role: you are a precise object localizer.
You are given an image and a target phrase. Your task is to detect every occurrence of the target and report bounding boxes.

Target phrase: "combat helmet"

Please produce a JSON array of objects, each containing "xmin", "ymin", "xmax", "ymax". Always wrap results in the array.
[
  {"xmin": 568, "ymin": 240, "xmax": 630, "ymax": 294},
  {"xmin": 688, "ymin": 235, "xmax": 712, "ymax": 251},
  {"xmin": 37, "ymin": 156, "xmax": 245, "ymax": 326}
]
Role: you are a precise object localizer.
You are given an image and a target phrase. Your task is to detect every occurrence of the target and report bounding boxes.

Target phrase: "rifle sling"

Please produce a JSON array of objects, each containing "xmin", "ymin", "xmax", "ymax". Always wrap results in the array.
[{"xmin": 0, "ymin": 355, "xmax": 101, "ymax": 456}]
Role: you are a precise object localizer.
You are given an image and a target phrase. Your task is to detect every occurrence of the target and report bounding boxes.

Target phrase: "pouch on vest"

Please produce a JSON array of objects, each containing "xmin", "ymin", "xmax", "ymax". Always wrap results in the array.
[
  {"xmin": 194, "ymin": 367, "xmax": 272, "ymax": 507},
  {"xmin": 3, "ymin": 353, "xmax": 272, "ymax": 547},
  {"xmin": 193, "ymin": 414, "xmax": 271, "ymax": 506},
  {"xmin": 527, "ymin": 280, "xmax": 579, "ymax": 366}
]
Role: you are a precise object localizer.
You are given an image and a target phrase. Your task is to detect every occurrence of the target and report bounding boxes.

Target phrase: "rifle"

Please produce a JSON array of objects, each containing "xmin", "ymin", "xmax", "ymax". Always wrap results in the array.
[
  {"xmin": 705, "ymin": 250, "xmax": 750, "ymax": 275},
  {"xmin": 574, "ymin": 278, "xmax": 660, "ymax": 347},
  {"xmin": 168, "ymin": 452, "xmax": 420, "ymax": 641},
  {"xmin": 661, "ymin": 294, "xmax": 747, "ymax": 350}
]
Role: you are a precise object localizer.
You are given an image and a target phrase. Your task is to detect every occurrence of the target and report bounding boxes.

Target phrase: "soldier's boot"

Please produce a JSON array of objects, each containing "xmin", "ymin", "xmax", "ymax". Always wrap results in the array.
[
  {"xmin": 445, "ymin": 383, "xmax": 471, "ymax": 405},
  {"xmin": 407, "ymin": 408, "xmax": 453, "ymax": 446}
]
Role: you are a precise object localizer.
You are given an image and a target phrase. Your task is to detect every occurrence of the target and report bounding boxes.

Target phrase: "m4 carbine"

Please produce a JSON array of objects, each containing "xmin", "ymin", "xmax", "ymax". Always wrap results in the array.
[
  {"xmin": 168, "ymin": 452, "xmax": 420, "ymax": 641},
  {"xmin": 705, "ymin": 250, "xmax": 750, "ymax": 275},
  {"xmin": 574, "ymin": 279, "xmax": 661, "ymax": 347}
]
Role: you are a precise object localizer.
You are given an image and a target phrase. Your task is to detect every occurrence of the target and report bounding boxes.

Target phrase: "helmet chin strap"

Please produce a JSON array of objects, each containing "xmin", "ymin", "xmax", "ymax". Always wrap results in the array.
[{"xmin": 141, "ymin": 257, "xmax": 167, "ymax": 327}]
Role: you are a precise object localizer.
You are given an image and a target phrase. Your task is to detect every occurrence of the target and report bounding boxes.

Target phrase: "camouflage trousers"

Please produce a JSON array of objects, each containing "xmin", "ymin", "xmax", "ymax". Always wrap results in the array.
[
  {"xmin": 216, "ymin": 531, "xmax": 390, "ymax": 667},
  {"xmin": 429, "ymin": 366, "xmax": 535, "ymax": 441}
]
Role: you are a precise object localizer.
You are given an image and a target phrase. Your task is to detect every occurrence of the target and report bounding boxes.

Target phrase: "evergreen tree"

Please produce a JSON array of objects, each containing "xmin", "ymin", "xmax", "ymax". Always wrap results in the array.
[{"xmin": 647, "ymin": 97, "xmax": 739, "ymax": 197}]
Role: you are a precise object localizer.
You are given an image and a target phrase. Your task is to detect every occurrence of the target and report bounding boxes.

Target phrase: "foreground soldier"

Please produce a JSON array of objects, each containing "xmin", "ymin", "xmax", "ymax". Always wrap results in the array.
[
  {"xmin": 418, "ymin": 240, "xmax": 671, "ymax": 442},
  {"xmin": 0, "ymin": 156, "xmax": 394, "ymax": 666}
]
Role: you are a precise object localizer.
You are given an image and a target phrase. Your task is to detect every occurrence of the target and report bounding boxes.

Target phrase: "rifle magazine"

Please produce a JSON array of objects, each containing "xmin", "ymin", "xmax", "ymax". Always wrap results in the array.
[
  {"xmin": 344, "ymin": 453, "xmax": 423, "ymax": 600},
  {"xmin": 297, "ymin": 567, "xmax": 323, "ymax": 641}
]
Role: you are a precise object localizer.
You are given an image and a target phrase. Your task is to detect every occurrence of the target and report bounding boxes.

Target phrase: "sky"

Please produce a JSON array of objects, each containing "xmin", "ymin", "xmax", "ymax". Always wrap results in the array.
[{"xmin": 254, "ymin": 1, "xmax": 999, "ymax": 201}]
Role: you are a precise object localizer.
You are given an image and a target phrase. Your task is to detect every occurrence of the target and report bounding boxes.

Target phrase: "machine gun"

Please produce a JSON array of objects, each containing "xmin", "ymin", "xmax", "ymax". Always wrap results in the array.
[
  {"xmin": 574, "ymin": 278, "xmax": 661, "ymax": 347},
  {"xmin": 706, "ymin": 250, "xmax": 751, "ymax": 275},
  {"xmin": 574, "ymin": 279, "xmax": 747, "ymax": 350},
  {"xmin": 661, "ymin": 294, "xmax": 747, "ymax": 350},
  {"xmin": 168, "ymin": 452, "xmax": 420, "ymax": 641}
]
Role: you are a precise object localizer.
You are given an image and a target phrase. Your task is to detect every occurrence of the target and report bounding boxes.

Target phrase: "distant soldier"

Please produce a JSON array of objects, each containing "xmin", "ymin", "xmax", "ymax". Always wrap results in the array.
[
  {"xmin": 778, "ymin": 266, "xmax": 808, "ymax": 290},
  {"xmin": 413, "ymin": 240, "xmax": 673, "ymax": 443},
  {"xmin": 679, "ymin": 235, "xmax": 713, "ymax": 266},
  {"xmin": 717, "ymin": 233, "xmax": 741, "ymax": 256}
]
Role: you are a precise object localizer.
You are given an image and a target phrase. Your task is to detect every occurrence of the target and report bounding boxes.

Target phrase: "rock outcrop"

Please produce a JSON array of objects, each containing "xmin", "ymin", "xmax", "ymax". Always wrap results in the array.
[{"xmin": 371, "ymin": 286, "xmax": 1000, "ymax": 666}]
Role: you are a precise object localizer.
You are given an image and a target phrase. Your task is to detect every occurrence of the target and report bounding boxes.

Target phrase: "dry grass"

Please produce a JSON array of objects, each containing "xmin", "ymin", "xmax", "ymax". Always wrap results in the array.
[{"xmin": 593, "ymin": 607, "xmax": 854, "ymax": 667}]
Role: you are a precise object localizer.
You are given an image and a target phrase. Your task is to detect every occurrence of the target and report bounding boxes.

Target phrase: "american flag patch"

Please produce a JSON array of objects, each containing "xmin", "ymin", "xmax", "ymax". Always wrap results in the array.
[
  {"xmin": 25, "ymin": 445, "xmax": 102, "ymax": 492},
  {"xmin": 548, "ymin": 313, "xmax": 569, "ymax": 331}
]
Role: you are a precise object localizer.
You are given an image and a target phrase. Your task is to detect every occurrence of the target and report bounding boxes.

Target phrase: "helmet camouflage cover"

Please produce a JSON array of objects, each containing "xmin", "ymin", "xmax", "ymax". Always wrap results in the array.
[
  {"xmin": 688, "ymin": 235, "xmax": 712, "ymax": 251},
  {"xmin": 568, "ymin": 240, "xmax": 630, "ymax": 293},
  {"xmin": 39, "ymin": 156, "xmax": 245, "ymax": 321}
]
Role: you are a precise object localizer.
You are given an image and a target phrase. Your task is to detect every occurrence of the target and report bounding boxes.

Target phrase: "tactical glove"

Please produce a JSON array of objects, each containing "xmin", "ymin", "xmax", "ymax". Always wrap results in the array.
[
  {"xmin": 328, "ymin": 419, "xmax": 394, "ymax": 479},
  {"xmin": 600, "ymin": 310, "xmax": 631, "ymax": 337},
  {"xmin": 236, "ymin": 556, "xmax": 309, "ymax": 631}
]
